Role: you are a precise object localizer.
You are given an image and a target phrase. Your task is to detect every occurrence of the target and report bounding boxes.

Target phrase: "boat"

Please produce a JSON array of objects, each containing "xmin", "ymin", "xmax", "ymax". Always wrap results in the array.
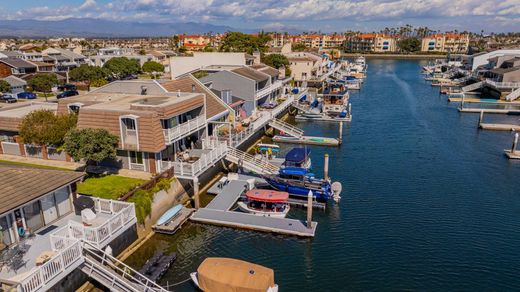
[
  {"xmin": 156, "ymin": 204, "xmax": 183, "ymax": 226},
  {"xmin": 191, "ymin": 257, "xmax": 279, "ymax": 292},
  {"xmin": 256, "ymin": 143, "xmax": 281, "ymax": 160},
  {"xmin": 273, "ymin": 135, "xmax": 340, "ymax": 146},
  {"xmin": 283, "ymin": 147, "xmax": 312, "ymax": 169},
  {"xmin": 237, "ymin": 189, "xmax": 290, "ymax": 218},
  {"xmin": 264, "ymin": 167, "xmax": 341, "ymax": 202},
  {"xmin": 138, "ymin": 251, "xmax": 177, "ymax": 282}
]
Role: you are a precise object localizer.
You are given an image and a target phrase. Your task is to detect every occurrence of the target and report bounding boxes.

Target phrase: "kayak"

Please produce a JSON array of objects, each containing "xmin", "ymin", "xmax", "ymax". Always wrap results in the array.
[{"xmin": 157, "ymin": 204, "xmax": 183, "ymax": 226}]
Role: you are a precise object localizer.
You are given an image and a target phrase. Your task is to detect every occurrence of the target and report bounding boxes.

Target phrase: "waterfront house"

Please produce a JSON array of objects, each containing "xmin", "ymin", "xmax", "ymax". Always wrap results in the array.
[
  {"xmin": 0, "ymin": 164, "xmax": 138, "ymax": 292},
  {"xmin": 169, "ymin": 52, "xmax": 246, "ymax": 79},
  {"xmin": 469, "ymin": 49, "xmax": 520, "ymax": 71},
  {"xmin": 0, "ymin": 58, "xmax": 37, "ymax": 78},
  {"xmin": 284, "ymin": 52, "xmax": 334, "ymax": 86},
  {"xmin": 199, "ymin": 65, "xmax": 283, "ymax": 115}
]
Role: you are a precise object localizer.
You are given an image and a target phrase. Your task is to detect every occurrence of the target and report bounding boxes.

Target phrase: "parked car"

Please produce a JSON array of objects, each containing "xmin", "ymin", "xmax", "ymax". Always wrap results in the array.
[
  {"xmin": 17, "ymin": 91, "xmax": 37, "ymax": 99},
  {"xmin": 58, "ymin": 84, "xmax": 77, "ymax": 91},
  {"xmin": 0, "ymin": 94, "xmax": 17, "ymax": 103},
  {"xmin": 57, "ymin": 90, "xmax": 79, "ymax": 99}
]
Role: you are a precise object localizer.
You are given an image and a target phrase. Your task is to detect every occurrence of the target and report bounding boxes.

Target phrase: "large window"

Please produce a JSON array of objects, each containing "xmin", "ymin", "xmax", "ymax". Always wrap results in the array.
[
  {"xmin": 161, "ymin": 116, "xmax": 178, "ymax": 129},
  {"xmin": 122, "ymin": 118, "xmax": 136, "ymax": 131},
  {"xmin": 0, "ymin": 215, "xmax": 13, "ymax": 246},
  {"xmin": 23, "ymin": 201, "xmax": 43, "ymax": 232},
  {"xmin": 130, "ymin": 151, "xmax": 143, "ymax": 164}
]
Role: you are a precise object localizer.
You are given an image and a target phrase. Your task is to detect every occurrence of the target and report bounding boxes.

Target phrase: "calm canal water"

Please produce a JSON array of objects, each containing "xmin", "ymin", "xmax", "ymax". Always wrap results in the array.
[{"xmin": 125, "ymin": 59, "xmax": 520, "ymax": 291}]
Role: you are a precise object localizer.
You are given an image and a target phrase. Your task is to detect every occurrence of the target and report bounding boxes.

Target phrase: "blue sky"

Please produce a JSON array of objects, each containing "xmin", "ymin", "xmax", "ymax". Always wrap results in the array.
[{"xmin": 2, "ymin": 0, "xmax": 519, "ymax": 32}]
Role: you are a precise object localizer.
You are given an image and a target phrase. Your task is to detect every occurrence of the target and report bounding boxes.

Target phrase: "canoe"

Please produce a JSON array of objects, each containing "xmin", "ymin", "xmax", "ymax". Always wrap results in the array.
[{"xmin": 157, "ymin": 204, "xmax": 183, "ymax": 226}]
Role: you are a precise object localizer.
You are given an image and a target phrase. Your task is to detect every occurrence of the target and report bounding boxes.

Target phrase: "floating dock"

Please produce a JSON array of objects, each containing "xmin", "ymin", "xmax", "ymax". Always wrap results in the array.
[
  {"xmin": 153, "ymin": 207, "xmax": 195, "ymax": 234},
  {"xmin": 479, "ymin": 123, "xmax": 520, "ymax": 131},
  {"xmin": 505, "ymin": 150, "xmax": 520, "ymax": 159},
  {"xmin": 273, "ymin": 135, "xmax": 340, "ymax": 146},
  {"xmin": 458, "ymin": 108, "xmax": 520, "ymax": 114},
  {"xmin": 190, "ymin": 176, "xmax": 318, "ymax": 237},
  {"xmin": 295, "ymin": 114, "xmax": 352, "ymax": 123}
]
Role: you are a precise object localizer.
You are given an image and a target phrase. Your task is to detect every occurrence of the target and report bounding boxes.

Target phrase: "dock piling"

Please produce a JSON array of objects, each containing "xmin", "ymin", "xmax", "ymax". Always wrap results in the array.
[
  {"xmin": 193, "ymin": 177, "xmax": 200, "ymax": 209},
  {"xmin": 307, "ymin": 190, "xmax": 313, "ymax": 229},
  {"xmin": 479, "ymin": 110, "xmax": 484, "ymax": 126},
  {"xmin": 324, "ymin": 153, "xmax": 329, "ymax": 181},
  {"xmin": 460, "ymin": 94, "xmax": 465, "ymax": 110},
  {"xmin": 338, "ymin": 121, "xmax": 343, "ymax": 144},
  {"xmin": 512, "ymin": 133, "xmax": 519, "ymax": 154}
]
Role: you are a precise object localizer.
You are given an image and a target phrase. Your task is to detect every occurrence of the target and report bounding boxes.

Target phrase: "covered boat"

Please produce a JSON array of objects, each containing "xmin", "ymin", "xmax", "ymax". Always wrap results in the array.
[
  {"xmin": 237, "ymin": 189, "xmax": 290, "ymax": 218},
  {"xmin": 264, "ymin": 167, "xmax": 339, "ymax": 202},
  {"xmin": 191, "ymin": 257, "xmax": 278, "ymax": 292},
  {"xmin": 283, "ymin": 147, "xmax": 312, "ymax": 169}
]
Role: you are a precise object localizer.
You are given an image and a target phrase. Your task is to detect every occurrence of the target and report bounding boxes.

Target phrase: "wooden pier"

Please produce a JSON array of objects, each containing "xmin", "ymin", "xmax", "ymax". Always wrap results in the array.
[
  {"xmin": 479, "ymin": 123, "xmax": 520, "ymax": 131},
  {"xmin": 458, "ymin": 108, "xmax": 520, "ymax": 114},
  {"xmin": 190, "ymin": 176, "xmax": 318, "ymax": 237},
  {"xmin": 153, "ymin": 207, "xmax": 195, "ymax": 235}
]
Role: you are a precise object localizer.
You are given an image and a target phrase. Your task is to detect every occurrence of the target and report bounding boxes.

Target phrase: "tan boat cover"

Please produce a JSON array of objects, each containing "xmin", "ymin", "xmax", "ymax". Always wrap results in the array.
[{"xmin": 197, "ymin": 257, "xmax": 275, "ymax": 292}]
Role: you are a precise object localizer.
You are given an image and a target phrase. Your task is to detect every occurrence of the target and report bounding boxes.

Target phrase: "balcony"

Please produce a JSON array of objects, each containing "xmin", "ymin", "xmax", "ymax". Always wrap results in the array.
[
  {"xmin": 256, "ymin": 80, "xmax": 283, "ymax": 99},
  {"xmin": 163, "ymin": 115, "xmax": 206, "ymax": 144},
  {"xmin": 0, "ymin": 198, "xmax": 136, "ymax": 292}
]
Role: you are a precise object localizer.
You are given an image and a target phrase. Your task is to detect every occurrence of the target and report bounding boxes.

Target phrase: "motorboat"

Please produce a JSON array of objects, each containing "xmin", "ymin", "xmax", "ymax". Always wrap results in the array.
[
  {"xmin": 264, "ymin": 167, "xmax": 341, "ymax": 202},
  {"xmin": 283, "ymin": 147, "xmax": 312, "ymax": 170},
  {"xmin": 237, "ymin": 189, "xmax": 290, "ymax": 218},
  {"xmin": 191, "ymin": 257, "xmax": 279, "ymax": 292}
]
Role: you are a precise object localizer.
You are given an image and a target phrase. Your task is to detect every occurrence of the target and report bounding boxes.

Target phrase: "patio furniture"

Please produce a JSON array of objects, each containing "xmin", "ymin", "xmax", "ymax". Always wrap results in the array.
[
  {"xmin": 74, "ymin": 196, "xmax": 95, "ymax": 215},
  {"xmin": 81, "ymin": 209, "xmax": 97, "ymax": 226},
  {"xmin": 35, "ymin": 251, "xmax": 56, "ymax": 266},
  {"xmin": 8, "ymin": 255, "xmax": 26, "ymax": 272}
]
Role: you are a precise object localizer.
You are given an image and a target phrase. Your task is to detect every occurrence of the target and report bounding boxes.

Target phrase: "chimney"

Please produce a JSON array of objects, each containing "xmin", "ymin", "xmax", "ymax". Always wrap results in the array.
[{"xmin": 140, "ymin": 85, "xmax": 147, "ymax": 95}]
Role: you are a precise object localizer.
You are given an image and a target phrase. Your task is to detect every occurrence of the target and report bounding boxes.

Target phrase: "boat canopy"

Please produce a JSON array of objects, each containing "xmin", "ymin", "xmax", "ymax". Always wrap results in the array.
[
  {"xmin": 285, "ymin": 148, "xmax": 311, "ymax": 163},
  {"xmin": 246, "ymin": 189, "xmax": 289, "ymax": 203},
  {"xmin": 280, "ymin": 167, "xmax": 312, "ymax": 176},
  {"xmin": 197, "ymin": 257, "xmax": 275, "ymax": 292}
]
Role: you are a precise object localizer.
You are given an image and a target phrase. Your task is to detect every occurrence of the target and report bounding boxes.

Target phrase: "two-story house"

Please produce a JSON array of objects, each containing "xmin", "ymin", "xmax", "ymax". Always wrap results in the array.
[{"xmin": 0, "ymin": 58, "xmax": 37, "ymax": 78}]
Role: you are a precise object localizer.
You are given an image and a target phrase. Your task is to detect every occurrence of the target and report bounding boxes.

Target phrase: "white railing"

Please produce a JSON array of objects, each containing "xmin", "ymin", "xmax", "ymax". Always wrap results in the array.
[
  {"xmin": 18, "ymin": 239, "xmax": 84, "ymax": 292},
  {"xmin": 485, "ymin": 80, "xmax": 520, "ymax": 89},
  {"xmin": 256, "ymin": 80, "xmax": 282, "ymax": 99},
  {"xmin": 164, "ymin": 140, "xmax": 228, "ymax": 178},
  {"xmin": 163, "ymin": 115, "xmax": 206, "ymax": 143},
  {"xmin": 506, "ymin": 87, "xmax": 520, "ymax": 102},
  {"xmin": 226, "ymin": 147, "xmax": 279, "ymax": 175}
]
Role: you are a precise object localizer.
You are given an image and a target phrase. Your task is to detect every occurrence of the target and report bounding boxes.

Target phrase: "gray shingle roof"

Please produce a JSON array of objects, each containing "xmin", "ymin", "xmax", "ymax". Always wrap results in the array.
[
  {"xmin": 0, "ymin": 58, "xmax": 37, "ymax": 69},
  {"xmin": 0, "ymin": 164, "xmax": 84, "ymax": 215},
  {"xmin": 231, "ymin": 67, "xmax": 269, "ymax": 82}
]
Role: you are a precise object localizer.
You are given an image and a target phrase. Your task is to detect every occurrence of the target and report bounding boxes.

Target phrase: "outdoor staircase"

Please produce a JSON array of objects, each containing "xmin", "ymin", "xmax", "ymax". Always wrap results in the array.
[
  {"xmin": 506, "ymin": 87, "xmax": 520, "ymax": 102},
  {"xmin": 225, "ymin": 147, "xmax": 279, "ymax": 175},
  {"xmin": 80, "ymin": 242, "xmax": 168, "ymax": 292},
  {"xmin": 268, "ymin": 118, "xmax": 304, "ymax": 138},
  {"xmin": 462, "ymin": 81, "xmax": 483, "ymax": 92}
]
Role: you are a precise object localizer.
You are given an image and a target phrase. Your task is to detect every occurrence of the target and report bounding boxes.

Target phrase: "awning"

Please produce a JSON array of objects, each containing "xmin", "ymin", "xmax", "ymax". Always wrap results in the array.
[{"xmin": 246, "ymin": 189, "xmax": 289, "ymax": 203}]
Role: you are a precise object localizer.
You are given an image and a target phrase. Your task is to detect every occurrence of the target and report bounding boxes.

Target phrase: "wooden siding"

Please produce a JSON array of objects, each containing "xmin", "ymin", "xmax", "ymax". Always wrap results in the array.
[{"xmin": 0, "ymin": 116, "xmax": 22, "ymax": 132}]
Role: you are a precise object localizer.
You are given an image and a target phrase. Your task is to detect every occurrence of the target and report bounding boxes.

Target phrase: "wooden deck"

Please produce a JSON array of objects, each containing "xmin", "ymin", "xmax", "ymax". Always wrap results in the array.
[{"xmin": 153, "ymin": 207, "xmax": 195, "ymax": 235}]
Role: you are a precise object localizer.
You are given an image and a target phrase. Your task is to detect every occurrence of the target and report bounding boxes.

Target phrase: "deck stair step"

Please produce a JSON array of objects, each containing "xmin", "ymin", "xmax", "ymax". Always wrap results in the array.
[
  {"xmin": 462, "ymin": 81, "xmax": 483, "ymax": 92},
  {"xmin": 506, "ymin": 87, "xmax": 520, "ymax": 101},
  {"xmin": 80, "ymin": 242, "xmax": 168, "ymax": 292},
  {"xmin": 225, "ymin": 147, "xmax": 279, "ymax": 175},
  {"xmin": 268, "ymin": 118, "xmax": 304, "ymax": 138}
]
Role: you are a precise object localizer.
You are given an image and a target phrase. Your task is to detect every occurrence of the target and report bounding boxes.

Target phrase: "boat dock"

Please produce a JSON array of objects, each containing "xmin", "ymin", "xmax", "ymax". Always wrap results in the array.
[
  {"xmin": 505, "ymin": 150, "xmax": 520, "ymax": 159},
  {"xmin": 190, "ymin": 177, "xmax": 318, "ymax": 237},
  {"xmin": 295, "ymin": 114, "xmax": 352, "ymax": 123},
  {"xmin": 458, "ymin": 108, "xmax": 520, "ymax": 114},
  {"xmin": 479, "ymin": 123, "xmax": 520, "ymax": 131},
  {"xmin": 153, "ymin": 207, "xmax": 195, "ymax": 235},
  {"xmin": 273, "ymin": 135, "xmax": 340, "ymax": 146}
]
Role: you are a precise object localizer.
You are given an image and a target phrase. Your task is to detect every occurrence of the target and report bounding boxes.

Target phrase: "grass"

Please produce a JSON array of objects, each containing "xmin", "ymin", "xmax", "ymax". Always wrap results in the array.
[
  {"xmin": 0, "ymin": 160, "xmax": 72, "ymax": 171},
  {"xmin": 77, "ymin": 174, "xmax": 146, "ymax": 200}
]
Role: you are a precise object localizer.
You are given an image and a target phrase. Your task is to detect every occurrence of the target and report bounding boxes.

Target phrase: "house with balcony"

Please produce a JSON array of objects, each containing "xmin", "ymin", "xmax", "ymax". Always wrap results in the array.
[
  {"xmin": 0, "ymin": 164, "xmax": 139, "ymax": 292},
  {"xmin": 421, "ymin": 34, "xmax": 469, "ymax": 53},
  {"xmin": 57, "ymin": 80, "xmax": 210, "ymax": 174},
  {"xmin": 41, "ymin": 48, "xmax": 86, "ymax": 72},
  {"xmin": 199, "ymin": 65, "xmax": 283, "ymax": 115}
]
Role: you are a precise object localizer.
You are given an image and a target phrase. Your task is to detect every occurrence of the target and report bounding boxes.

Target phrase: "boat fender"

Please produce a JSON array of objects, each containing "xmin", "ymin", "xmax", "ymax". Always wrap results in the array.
[{"xmin": 18, "ymin": 227, "xmax": 25, "ymax": 237}]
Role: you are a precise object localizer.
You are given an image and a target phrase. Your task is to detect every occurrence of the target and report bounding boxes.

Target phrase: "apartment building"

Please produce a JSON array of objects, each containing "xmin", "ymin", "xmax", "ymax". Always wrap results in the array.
[
  {"xmin": 178, "ymin": 34, "xmax": 211, "ymax": 51},
  {"xmin": 285, "ymin": 52, "xmax": 333, "ymax": 85},
  {"xmin": 346, "ymin": 34, "xmax": 397, "ymax": 52},
  {"xmin": 421, "ymin": 34, "xmax": 469, "ymax": 53}
]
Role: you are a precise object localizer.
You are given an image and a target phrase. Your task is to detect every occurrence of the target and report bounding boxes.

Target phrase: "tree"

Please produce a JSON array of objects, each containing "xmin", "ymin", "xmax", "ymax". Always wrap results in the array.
[
  {"xmin": 63, "ymin": 128, "xmax": 119, "ymax": 164},
  {"xmin": 397, "ymin": 37, "xmax": 421, "ymax": 53},
  {"xmin": 27, "ymin": 73, "xmax": 58, "ymax": 100},
  {"xmin": 103, "ymin": 57, "xmax": 140, "ymax": 79},
  {"xmin": 292, "ymin": 43, "xmax": 307, "ymax": 52},
  {"xmin": 0, "ymin": 80, "xmax": 10, "ymax": 93},
  {"xmin": 138, "ymin": 49, "xmax": 146, "ymax": 55},
  {"xmin": 261, "ymin": 54, "xmax": 289, "ymax": 69},
  {"xmin": 142, "ymin": 61, "xmax": 164, "ymax": 74},
  {"xmin": 219, "ymin": 32, "xmax": 271, "ymax": 54},
  {"xmin": 69, "ymin": 65, "xmax": 107, "ymax": 83},
  {"xmin": 19, "ymin": 110, "xmax": 77, "ymax": 147},
  {"xmin": 178, "ymin": 46, "xmax": 187, "ymax": 53}
]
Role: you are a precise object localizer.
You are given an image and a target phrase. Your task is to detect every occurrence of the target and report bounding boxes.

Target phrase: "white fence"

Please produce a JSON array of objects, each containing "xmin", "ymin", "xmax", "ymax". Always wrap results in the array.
[
  {"xmin": 256, "ymin": 80, "xmax": 283, "ymax": 99},
  {"xmin": 163, "ymin": 115, "xmax": 206, "ymax": 144}
]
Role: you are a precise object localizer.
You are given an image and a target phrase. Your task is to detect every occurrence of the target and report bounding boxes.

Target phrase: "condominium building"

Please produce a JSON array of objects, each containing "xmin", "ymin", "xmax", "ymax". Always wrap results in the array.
[
  {"xmin": 346, "ymin": 34, "xmax": 397, "ymax": 52},
  {"xmin": 421, "ymin": 34, "xmax": 470, "ymax": 53}
]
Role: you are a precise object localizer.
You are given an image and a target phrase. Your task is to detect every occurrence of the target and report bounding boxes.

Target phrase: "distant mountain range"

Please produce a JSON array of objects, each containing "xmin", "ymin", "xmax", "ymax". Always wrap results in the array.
[{"xmin": 0, "ymin": 18, "xmax": 247, "ymax": 38}]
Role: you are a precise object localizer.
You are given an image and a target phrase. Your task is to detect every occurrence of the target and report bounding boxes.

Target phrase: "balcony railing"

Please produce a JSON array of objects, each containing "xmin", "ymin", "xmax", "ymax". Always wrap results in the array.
[
  {"xmin": 256, "ymin": 80, "xmax": 282, "ymax": 99},
  {"xmin": 163, "ymin": 115, "xmax": 206, "ymax": 144},
  {"xmin": 160, "ymin": 140, "xmax": 228, "ymax": 177},
  {"xmin": 485, "ymin": 79, "xmax": 520, "ymax": 89}
]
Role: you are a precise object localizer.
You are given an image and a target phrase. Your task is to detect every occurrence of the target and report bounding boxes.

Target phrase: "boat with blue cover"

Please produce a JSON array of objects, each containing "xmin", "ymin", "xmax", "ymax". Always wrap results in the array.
[
  {"xmin": 156, "ymin": 204, "xmax": 183, "ymax": 226},
  {"xmin": 264, "ymin": 167, "xmax": 341, "ymax": 202},
  {"xmin": 283, "ymin": 147, "xmax": 312, "ymax": 170}
]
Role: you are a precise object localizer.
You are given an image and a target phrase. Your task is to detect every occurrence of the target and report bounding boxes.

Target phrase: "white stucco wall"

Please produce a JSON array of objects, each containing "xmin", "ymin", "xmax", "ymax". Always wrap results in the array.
[
  {"xmin": 471, "ymin": 49, "xmax": 520, "ymax": 71},
  {"xmin": 169, "ymin": 52, "xmax": 246, "ymax": 79}
]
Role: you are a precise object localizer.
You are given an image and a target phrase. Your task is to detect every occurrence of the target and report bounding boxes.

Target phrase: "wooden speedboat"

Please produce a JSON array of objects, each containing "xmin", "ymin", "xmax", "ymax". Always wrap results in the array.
[
  {"xmin": 191, "ymin": 257, "xmax": 279, "ymax": 292},
  {"xmin": 237, "ymin": 189, "xmax": 290, "ymax": 218}
]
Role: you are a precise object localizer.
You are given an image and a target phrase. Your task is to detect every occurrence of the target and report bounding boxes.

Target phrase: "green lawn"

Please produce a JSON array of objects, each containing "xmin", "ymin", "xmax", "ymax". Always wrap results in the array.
[
  {"xmin": 0, "ymin": 160, "xmax": 72, "ymax": 171},
  {"xmin": 77, "ymin": 174, "xmax": 146, "ymax": 200}
]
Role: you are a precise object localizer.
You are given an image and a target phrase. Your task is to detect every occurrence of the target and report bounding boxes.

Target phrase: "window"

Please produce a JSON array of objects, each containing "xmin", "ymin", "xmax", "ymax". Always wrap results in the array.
[
  {"xmin": 161, "ymin": 116, "xmax": 178, "ymax": 129},
  {"xmin": 68, "ymin": 104, "xmax": 82, "ymax": 114},
  {"xmin": 23, "ymin": 201, "xmax": 44, "ymax": 232},
  {"xmin": 130, "ymin": 151, "xmax": 143, "ymax": 164},
  {"xmin": 0, "ymin": 215, "xmax": 13, "ymax": 246},
  {"xmin": 122, "ymin": 118, "xmax": 136, "ymax": 130}
]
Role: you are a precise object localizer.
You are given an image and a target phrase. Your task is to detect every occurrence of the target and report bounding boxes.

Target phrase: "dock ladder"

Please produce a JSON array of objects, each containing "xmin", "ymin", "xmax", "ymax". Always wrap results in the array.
[
  {"xmin": 268, "ymin": 118, "xmax": 304, "ymax": 138},
  {"xmin": 225, "ymin": 147, "xmax": 280, "ymax": 175},
  {"xmin": 80, "ymin": 241, "xmax": 169, "ymax": 292}
]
